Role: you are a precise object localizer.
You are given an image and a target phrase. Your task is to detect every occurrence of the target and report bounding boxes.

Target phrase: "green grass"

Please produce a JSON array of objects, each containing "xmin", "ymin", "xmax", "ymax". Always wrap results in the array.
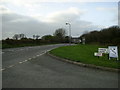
[{"xmin": 50, "ymin": 44, "xmax": 120, "ymax": 69}]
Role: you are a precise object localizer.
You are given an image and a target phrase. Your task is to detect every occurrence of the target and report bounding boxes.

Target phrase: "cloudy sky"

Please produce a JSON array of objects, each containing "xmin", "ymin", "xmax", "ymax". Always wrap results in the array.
[{"xmin": 0, "ymin": 0, "xmax": 119, "ymax": 39}]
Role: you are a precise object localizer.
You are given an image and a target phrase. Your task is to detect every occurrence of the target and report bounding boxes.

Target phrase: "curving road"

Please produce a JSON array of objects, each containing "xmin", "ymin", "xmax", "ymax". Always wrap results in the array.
[{"xmin": 2, "ymin": 44, "xmax": 118, "ymax": 88}]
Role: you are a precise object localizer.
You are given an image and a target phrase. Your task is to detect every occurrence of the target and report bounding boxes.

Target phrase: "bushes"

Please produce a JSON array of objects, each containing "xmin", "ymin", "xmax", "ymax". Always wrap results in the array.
[
  {"xmin": 2, "ymin": 37, "xmax": 65, "ymax": 49},
  {"xmin": 80, "ymin": 26, "xmax": 120, "ymax": 45}
]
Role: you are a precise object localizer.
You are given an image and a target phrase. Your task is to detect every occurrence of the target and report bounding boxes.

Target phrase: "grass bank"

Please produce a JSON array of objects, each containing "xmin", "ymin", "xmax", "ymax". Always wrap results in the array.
[{"xmin": 50, "ymin": 44, "xmax": 120, "ymax": 69}]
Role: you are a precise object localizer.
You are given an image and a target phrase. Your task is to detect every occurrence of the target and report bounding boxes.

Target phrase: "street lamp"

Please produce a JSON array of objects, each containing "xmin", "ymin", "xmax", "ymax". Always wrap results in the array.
[{"xmin": 66, "ymin": 22, "xmax": 71, "ymax": 45}]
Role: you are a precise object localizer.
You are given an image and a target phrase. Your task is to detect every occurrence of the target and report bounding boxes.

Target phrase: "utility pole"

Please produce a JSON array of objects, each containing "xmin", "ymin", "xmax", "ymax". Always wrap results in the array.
[{"xmin": 66, "ymin": 22, "xmax": 71, "ymax": 45}]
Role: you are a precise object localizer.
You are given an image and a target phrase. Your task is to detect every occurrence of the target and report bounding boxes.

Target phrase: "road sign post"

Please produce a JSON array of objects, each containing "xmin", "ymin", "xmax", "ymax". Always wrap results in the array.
[
  {"xmin": 108, "ymin": 46, "xmax": 119, "ymax": 60},
  {"xmin": 98, "ymin": 48, "xmax": 109, "ymax": 54},
  {"xmin": 82, "ymin": 37, "xmax": 85, "ymax": 44}
]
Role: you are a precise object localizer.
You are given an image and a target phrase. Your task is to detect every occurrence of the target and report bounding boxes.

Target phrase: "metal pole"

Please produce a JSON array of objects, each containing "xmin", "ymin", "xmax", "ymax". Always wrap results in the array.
[
  {"xmin": 69, "ymin": 24, "xmax": 71, "ymax": 45},
  {"xmin": 66, "ymin": 22, "xmax": 71, "ymax": 45}
]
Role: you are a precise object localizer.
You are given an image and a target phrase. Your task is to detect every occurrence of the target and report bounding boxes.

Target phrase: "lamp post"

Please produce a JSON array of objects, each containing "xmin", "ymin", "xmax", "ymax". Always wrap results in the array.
[{"xmin": 66, "ymin": 22, "xmax": 71, "ymax": 45}]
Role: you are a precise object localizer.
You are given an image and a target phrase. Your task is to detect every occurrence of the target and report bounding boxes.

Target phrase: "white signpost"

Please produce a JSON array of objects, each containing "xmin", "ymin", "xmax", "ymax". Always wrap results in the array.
[
  {"xmin": 82, "ymin": 37, "xmax": 85, "ymax": 44},
  {"xmin": 98, "ymin": 48, "xmax": 109, "ymax": 54},
  {"xmin": 94, "ymin": 52, "xmax": 102, "ymax": 57},
  {"xmin": 94, "ymin": 46, "xmax": 119, "ymax": 60},
  {"xmin": 108, "ymin": 46, "xmax": 119, "ymax": 60}
]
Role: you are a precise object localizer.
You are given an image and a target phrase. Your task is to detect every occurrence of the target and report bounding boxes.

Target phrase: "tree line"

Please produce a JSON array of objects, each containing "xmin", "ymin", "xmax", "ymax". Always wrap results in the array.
[
  {"xmin": 80, "ymin": 26, "xmax": 120, "ymax": 45},
  {"xmin": 2, "ymin": 28, "xmax": 69, "ymax": 48},
  {"xmin": 2, "ymin": 25, "xmax": 120, "ymax": 48}
]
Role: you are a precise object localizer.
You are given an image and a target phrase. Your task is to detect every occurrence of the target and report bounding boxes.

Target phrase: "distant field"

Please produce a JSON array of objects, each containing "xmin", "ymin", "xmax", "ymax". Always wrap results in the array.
[
  {"xmin": 2, "ymin": 43, "xmax": 58, "ymax": 49},
  {"xmin": 50, "ymin": 44, "xmax": 120, "ymax": 69},
  {"xmin": 2, "ymin": 43, "xmax": 40, "ymax": 49}
]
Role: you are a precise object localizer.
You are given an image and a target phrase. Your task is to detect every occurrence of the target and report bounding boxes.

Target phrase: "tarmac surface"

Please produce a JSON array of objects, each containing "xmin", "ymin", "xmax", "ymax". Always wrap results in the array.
[{"xmin": 2, "ymin": 44, "xmax": 119, "ymax": 88}]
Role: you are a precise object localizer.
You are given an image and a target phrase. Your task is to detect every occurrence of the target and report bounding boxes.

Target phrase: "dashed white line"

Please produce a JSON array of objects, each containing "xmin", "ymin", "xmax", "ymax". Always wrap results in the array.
[
  {"xmin": 0, "ymin": 68, "xmax": 5, "ymax": 71},
  {"xmin": 7, "ymin": 65, "xmax": 14, "ymax": 68},
  {"xmin": 22, "ymin": 60, "xmax": 26, "ymax": 63},
  {"xmin": 0, "ymin": 52, "xmax": 4, "ymax": 54},
  {"xmin": 32, "ymin": 56, "xmax": 36, "ymax": 59},
  {"xmin": 36, "ymin": 55, "xmax": 40, "ymax": 57},
  {"xmin": 24, "ymin": 60, "xmax": 28, "ymax": 62},
  {"xmin": 19, "ymin": 61, "xmax": 23, "ymax": 64},
  {"xmin": 39, "ymin": 54, "xmax": 42, "ymax": 56},
  {"xmin": 28, "ymin": 58, "xmax": 32, "ymax": 60},
  {"xmin": 1, "ymin": 50, "xmax": 51, "ymax": 71}
]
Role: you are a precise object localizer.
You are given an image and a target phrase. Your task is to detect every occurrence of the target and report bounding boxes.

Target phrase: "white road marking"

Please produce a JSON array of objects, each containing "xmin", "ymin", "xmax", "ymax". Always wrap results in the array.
[
  {"xmin": 36, "ymin": 55, "xmax": 40, "ymax": 57},
  {"xmin": 7, "ymin": 65, "xmax": 14, "ymax": 68},
  {"xmin": 32, "ymin": 56, "xmax": 36, "ymax": 59},
  {"xmin": 22, "ymin": 60, "xmax": 26, "ymax": 63},
  {"xmin": 39, "ymin": 54, "xmax": 43, "ymax": 56},
  {"xmin": 0, "ymin": 52, "xmax": 4, "ymax": 54},
  {"xmin": 28, "ymin": 58, "xmax": 32, "ymax": 60},
  {"xmin": 1, "ymin": 49, "xmax": 54, "ymax": 71},
  {"xmin": 0, "ymin": 68, "xmax": 5, "ymax": 71},
  {"xmin": 19, "ymin": 62, "xmax": 23, "ymax": 64},
  {"xmin": 46, "ymin": 50, "xmax": 50, "ymax": 52},
  {"xmin": 24, "ymin": 60, "xmax": 28, "ymax": 62}
]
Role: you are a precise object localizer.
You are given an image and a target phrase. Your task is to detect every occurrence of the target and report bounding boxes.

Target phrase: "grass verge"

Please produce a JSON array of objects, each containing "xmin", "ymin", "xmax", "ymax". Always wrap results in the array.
[{"xmin": 50, "ymin": 44, "xmax": 120, "ymax": 69}]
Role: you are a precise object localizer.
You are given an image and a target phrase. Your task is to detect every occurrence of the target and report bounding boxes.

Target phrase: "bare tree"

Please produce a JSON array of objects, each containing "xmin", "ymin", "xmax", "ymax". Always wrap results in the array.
[
  {"xmin": 13, "ymin": 34, "xmax": 26, "ymax": 40},
  {"xmin": 35, "ymin": 35, "xmax": 40, "ymax": 39},
  {"xmin": 33, "ymin": 35, "xmax": 36, "ymax": 39},
  {"xmin": 53, "ymin": 28, "xmax": 66, "ymax": 43},
  {"xmin": 19, "ymin": 34, "xmax": 26, "ymax": 39},
  {"xmin": 54, "ymin": 28, "xmax": 66, "ymax": 38},
  {"xmin": 13, "ymin": 34, "xmax": 19, "ymax": 40}
]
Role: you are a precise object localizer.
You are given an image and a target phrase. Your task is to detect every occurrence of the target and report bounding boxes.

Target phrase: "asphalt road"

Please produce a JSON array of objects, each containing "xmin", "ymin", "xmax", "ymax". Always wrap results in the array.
[{"xmin": 2, "ymin": 44, "xmax": 119, "ymax": 88}]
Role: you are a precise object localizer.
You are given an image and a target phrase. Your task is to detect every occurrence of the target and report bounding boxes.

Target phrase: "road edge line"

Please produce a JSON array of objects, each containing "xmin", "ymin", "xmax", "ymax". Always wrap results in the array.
[{"xmin": 47, "ymin": 52, "xmax": 120, "ymax": 72}]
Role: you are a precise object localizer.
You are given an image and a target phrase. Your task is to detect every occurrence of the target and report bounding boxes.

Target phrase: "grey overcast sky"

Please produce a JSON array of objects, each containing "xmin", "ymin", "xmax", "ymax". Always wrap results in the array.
[{"xmin": 0, "ymin": 0, "xmax": 119, "ymax": 39}]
